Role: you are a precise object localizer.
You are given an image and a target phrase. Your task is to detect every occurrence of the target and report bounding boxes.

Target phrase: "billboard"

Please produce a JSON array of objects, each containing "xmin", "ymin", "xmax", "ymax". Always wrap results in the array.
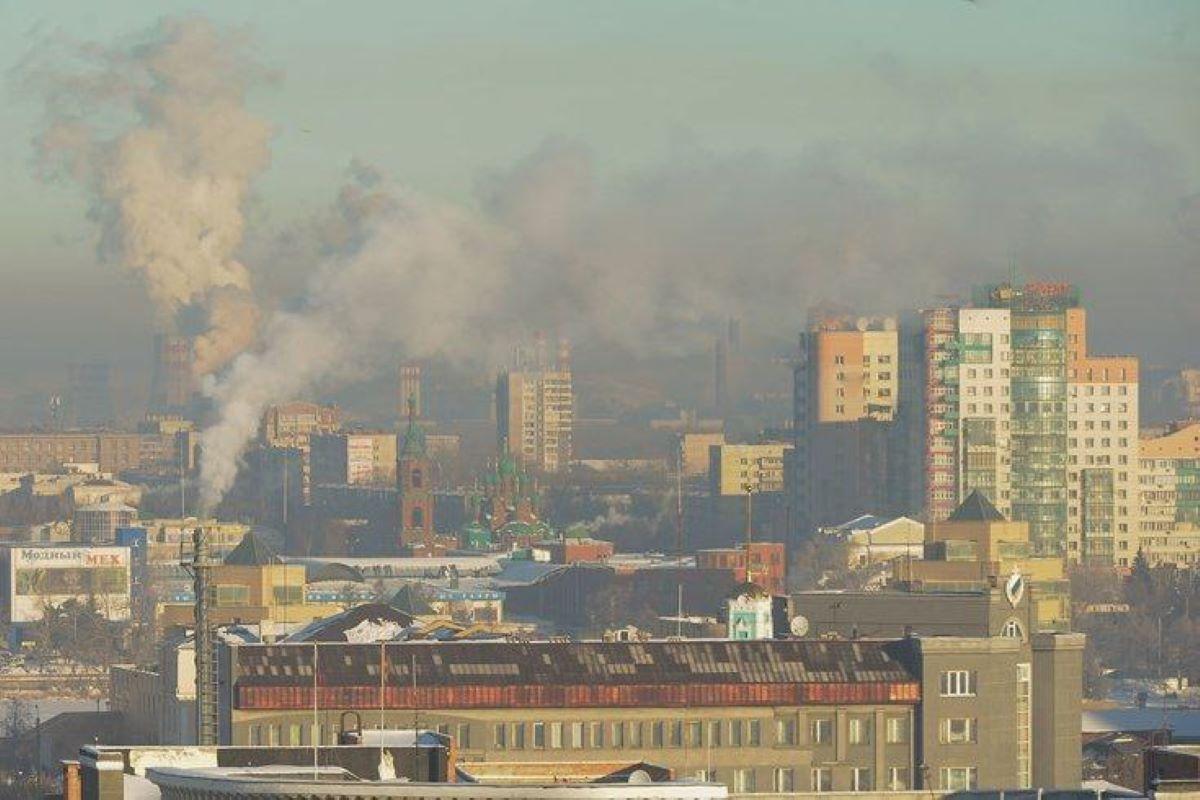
[{"xmin": 4, "ymin": 545, "xmax": 131, "ymax": 623}]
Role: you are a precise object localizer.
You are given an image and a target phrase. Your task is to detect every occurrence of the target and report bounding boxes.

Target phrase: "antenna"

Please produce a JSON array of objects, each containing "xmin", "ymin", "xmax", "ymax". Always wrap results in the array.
[{"xmin": 675, "ymin": 437, "xmax": 685, "ymax": 639}]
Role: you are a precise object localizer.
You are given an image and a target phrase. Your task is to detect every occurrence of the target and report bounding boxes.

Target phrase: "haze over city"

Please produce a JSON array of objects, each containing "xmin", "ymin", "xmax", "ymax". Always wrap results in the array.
[{"xmin": 0, "ymin": 3, "xmax": 1198, "ymax": 800}]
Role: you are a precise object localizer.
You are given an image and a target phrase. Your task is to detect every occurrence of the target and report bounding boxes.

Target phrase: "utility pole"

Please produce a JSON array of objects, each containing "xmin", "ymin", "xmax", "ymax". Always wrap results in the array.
[{"xmin": 676, "ymin": 438, "xmax": 685, "ymax": 638}]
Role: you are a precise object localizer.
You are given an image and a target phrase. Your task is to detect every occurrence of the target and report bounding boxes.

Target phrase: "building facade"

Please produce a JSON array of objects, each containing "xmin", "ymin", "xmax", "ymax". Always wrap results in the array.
[
  {"xmin": 496, "ymin": 367, "xmax": 574, "ymax": 474},
  {"xmin": 217, "ymin": 636, "xmax": 1082, "ymax": 793},
  {"xmin": 920, "ymin": 283, "xmax": 1140, "ymax": 564},
  {"xmin": 792, "ymin": 315, "xmax": 906, "ymax": 536},
  {"xmin": 708, "ymin": 443, "xmax": 790, "ymax": 496},
  {"xmin": 1137, "ymin": 421, "xmax": 1200, "ymax": 567},
  {"xmin": 311, "ymin": 432, "xmax": 397, "ymax": 487}
]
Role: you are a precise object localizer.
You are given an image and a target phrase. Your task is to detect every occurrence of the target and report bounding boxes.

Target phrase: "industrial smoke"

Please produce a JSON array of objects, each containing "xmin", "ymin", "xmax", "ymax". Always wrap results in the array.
[{"xmin": 20, "ymin": 16, "xmax": 270, "ymax": 377}]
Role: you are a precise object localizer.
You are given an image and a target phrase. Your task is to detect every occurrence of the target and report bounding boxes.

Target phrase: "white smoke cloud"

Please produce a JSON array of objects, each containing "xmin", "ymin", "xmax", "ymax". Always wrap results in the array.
[
  {"xmin": 19, "ymin": 16, "xmax": 271, "ymax": 377},
  {"xmin": 199, "ymin": 119, "xmax": 1197, "ymax": 510}
]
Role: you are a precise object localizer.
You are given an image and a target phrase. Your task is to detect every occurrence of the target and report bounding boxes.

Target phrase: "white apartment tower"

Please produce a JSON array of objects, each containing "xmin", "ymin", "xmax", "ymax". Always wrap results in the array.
[{"xmin": 496, "ymin": 337, "xmax": 574, "ymax": 473}]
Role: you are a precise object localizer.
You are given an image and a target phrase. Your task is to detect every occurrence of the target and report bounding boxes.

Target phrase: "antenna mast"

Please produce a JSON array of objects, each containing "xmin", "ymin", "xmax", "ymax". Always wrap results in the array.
[{"xmin": 189, "ymin": 526, "xmax": 219, "ymax": 745}]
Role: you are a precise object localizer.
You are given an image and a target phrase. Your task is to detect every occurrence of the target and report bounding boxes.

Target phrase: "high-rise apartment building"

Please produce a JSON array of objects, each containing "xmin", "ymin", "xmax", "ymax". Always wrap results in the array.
[
  {"xmin": 260, "ymin": 402, "xmax": 342, "ymax": 502},
  {"xmin": 708, "ymin": 443, "xmax": 790, "ymax": 496},
  {"xmin": 1064, "ymin": 308, "xmax": 1139, "ymax": 565},
  {"xmin": 1137, "ymin": 421, "xmax": 1200, "ymax": 567},
  {"xmin": 496, "ymin": 338, "xmax": 573, "ymax": 474},
  {"xmin": 920, "ymin": 283, "xmax": 1139, "ymax": 564},
  {"xmin": 792, "ymin": 316, "xmax": 905, "ymax": 535},
  {"xmin": 922, "ymin": 307, "xmax": 1014, "ymax": 523}
]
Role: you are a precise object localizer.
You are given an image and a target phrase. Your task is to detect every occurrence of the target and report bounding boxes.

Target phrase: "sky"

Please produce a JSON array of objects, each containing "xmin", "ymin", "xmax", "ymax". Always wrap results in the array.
[{"xmin": 0, "ymin": 0, "xmax": 1197, "ymax": 412}]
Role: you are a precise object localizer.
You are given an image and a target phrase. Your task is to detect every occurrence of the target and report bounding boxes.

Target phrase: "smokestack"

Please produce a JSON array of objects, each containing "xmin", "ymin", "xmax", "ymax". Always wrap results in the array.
[{"xmin": 150, "ymin": 334, "xmax": 196, "ymax": 414}]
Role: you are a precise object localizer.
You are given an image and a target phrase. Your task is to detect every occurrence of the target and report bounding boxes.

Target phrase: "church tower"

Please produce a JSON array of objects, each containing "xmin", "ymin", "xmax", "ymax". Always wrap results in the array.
[{"xmin": 397, "ymin": 396, "xmax": 433, "ymax": 552}]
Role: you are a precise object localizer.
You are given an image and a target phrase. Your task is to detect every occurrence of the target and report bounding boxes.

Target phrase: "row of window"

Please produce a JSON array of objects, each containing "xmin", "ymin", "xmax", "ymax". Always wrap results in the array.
[
  {"xmin": 699, "ymin": 765, "xmax": 909, "ymax": 793},
  {"xmin": 493, "ymin": 715, "xmax": 910, "ymax": 751}
]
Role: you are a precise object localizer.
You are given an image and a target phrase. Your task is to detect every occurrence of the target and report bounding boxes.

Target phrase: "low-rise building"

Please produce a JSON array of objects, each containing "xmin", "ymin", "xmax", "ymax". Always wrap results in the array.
[
  {"xmin": 217, "ymin": 634, "xmax": 1083, "ymax": 792},
  {"xmin": 0, "ymin": 543, "xmax": 131, "ymax": 624},
  {"xmin": 820, "ymin": 514, "xmax": 925, "ymax": 568}
]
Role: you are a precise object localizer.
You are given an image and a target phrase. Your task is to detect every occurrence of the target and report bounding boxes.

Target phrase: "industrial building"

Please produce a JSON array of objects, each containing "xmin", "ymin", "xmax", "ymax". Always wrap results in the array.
[{"xmin": 215, "ymin": 634, "xmax": 1082, "ymax": 793}]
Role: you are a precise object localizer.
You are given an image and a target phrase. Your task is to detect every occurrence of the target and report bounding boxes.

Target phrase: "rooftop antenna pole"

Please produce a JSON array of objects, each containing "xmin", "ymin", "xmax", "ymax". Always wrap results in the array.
[
  {"xmin": 676, "ymin": 437, "xmax": 685, "ymax": 638},
  {"xmin": 312, "ymin": 642, "xmax": 319, "ymax": 779}
]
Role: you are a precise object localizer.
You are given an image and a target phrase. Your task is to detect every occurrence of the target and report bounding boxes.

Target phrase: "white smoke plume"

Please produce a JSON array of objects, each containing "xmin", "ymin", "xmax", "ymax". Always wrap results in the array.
[
  {"xmin": 19, "ymin": 16, "xmax": 270, "ymax": 376},
  {"xmin": 199, "ymin": 120, "xmax": 1197, "ymax": 510}
]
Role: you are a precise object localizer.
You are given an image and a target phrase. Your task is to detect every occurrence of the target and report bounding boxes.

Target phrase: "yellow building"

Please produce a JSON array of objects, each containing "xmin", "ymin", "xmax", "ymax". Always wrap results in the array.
[
  {"xmin": 708, "ymin": 443, "xmax": 791, "ymax": 496},
  {"xmin": 157, "ymin": 530, "xmax": 343, "ymax": 629},
  {"xmin": 678, "ymin": 432, "xmax": 725, "ymax": 477},
  {"xmin": 1137, "ymin": 421, "xmax": 1200, "ymax": 567},
  {"xmin": 901, "ymin": 491, "xmax": 1070, "ymax": 631}
]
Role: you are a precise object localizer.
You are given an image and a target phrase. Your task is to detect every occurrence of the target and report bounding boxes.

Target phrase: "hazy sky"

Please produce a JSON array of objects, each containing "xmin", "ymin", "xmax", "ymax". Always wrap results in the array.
[{"xmin": 1, "ymin": 0, "xmax": 1198, "ymax": 404}]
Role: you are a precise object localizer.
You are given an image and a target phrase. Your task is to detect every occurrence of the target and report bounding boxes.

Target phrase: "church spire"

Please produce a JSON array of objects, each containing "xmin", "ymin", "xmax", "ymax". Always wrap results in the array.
[{"xmin": 399, "ymin": 393, "xmax": 426, "ymax": 457}]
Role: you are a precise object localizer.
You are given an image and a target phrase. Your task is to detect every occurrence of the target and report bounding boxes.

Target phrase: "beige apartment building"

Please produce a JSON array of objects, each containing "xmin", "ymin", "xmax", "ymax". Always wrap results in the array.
[
  {"xmin": 1065, "ymin": 309, "xmax": 1141, "ymax": 566},
  {"xmin": 496, "ymin": 368, "xmax": 574, "ymax": 473},
  {"xmin": 310, "ymin": 432, "xmax": 397, "ymax": 487},
  {"xmin": 1137, "ymin": 421, "xmax": 1200, "ymax": 567},
  {"xmin": 708, "ymin": 442, "xmax": 790, "ymax": 496}
]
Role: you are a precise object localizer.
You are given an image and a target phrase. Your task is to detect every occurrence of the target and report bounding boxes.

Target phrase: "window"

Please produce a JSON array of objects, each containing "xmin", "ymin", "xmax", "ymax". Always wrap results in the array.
[
  {"xmin": 810, "ymin": 717, "xmax": 833, "ymax": 744},
  {"xmin": 942, "ymin": 767, "xmax": 979, "ymax": 791},
  {"xmin": 708, "ymin": 720, "xmax": 722, "ymax": 747},
  {"xmin": 774, "ymin": 768, "xmax": 796, "ymax": 792},
  {"xmin": 215, "ymin": 584, "xmax": 250, "ymax": 606},
  {"xmin": 729, "ymin": 719, "xmax": 743, "ymax": 746},
  {"xmin": 940, "ymin": 670, "xmax": 976, "ymax": 696},
  {"xmin": 611, "ymin": 722, "xmax": 624, "ymax": 749},
  {"xmin": 812, "ymin": 767, "xmax": 833, "ymax": 792},
  {"xmin": 651, "ymin": 721, "xmax": 665, "ymax": 748},
  {"xmin": 888, "ymin": 767, "xmax": 909, "ymax": 790},
  {"xmin": 852, "ymin": 767, "xmax": 873, "ymax": 791},
  {"xmin": 733, "ymin": 769, "xmax": 756, "ymax": 793},
  {"xmin": 287, "ymin": 724, "xmax": 301, "ymax": 746},
  {"xmin": 748, "ymin": 718, "xmax": 761, "ymax": 746},
  {"xmin": 686, "ymin": 720, "xmax": 702, "ymax": 748},
  {"xmin": 848, "ymin": 717, "xmax": 871, "ymax": 745},
  {"xmin": 457, "ymin": 723, "xmax": 471, "ymax": 749},
  {"xmin": 549, "ymin": 722, "xmax": 563, "ymax": 749},
  {"xmin": 511, "ymin": 723, "xmax": 524, "ymax": 749},
  {"xmin": 669, "ymin": 720, "xmax": 683, "ymax": 748},
  {"xmin": 570, "ymin": 721, "xmax": 584, "ymax": 748},
  {"xmin": 533, "ymin": 722, "xmax": 546, "ymax": 748},
  {"xmin": 941, "ymin": 718, "xmax": 976, "ymax": 744},
  {"xmin": 885, "ymin": 716, "xmax": 907, "ymax": 744},
  {"xmin": 629, "ymin": 722, "xmax": 643, "ymax": 748},
  {"xmin": 775, "ymin": 717, "xmax": 797, "ymax": 746},
  {"xmin": 494, "ymin": 724, "xmax": 508, "ymax": 749},
  {"xmin": 590, "ymin": 722, "xmax": 604, "ymax": 749},
  {"xmin": 1002, "ymin": 618, "xmax": 1025, "ymax": 639},
  {"xmin": 249, "ymin": 725, "xmax": 262, "ymax": 746}
]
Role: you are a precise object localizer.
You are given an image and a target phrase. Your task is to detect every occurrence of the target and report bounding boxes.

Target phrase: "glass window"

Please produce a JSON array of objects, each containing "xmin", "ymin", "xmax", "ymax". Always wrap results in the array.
[
  {"xmin": 885, "ymin": 716, "xmax": 907, "ymax": 744},
  {"xmin": 812, "ymin": 767, "xmax": 833, "ymax": 792},
  {"xmin": 848, "ymin": 717, "xmax": 871, "ymax": 745},
  {"xmin": 775, "ymin": 717, "xmax": 797, "ymax": 746},
  {"xmin": 708, "ymin": 720, "xmax": 722, "ymax": 747},
  {"xmin": 774, "ymin": 768, "xmax": 796, "ymax": 792},
  {"xmin": 942, "ymin": 767, "xmax": 979, "ymax": 791},
  {"xmin": 687, "ymin": 720, "xmax": 702, "ymax": 748},
  {"xmin": 748, "ymin": 718, "xmax": 762, "ymax": 746},
  {"xmin": 941, "ymin": 718, "xmax": 976, "ymax": 744},
  {"xmin": 611, "ymin": 721, "xmax": 624, "ymax": 749},
  {"xmin": 939, "ymin": 670, "xmax": 975, "ymax": 696},
  {"xmin": 733, "ymin": 768, "xmax": 756, "ymax": 793},
  {"xmin": 549, "ymin": 722, "xmax": 563, "ymax": 749},
  {"xmin": 888, "ymin": 767, "xmax": 909, "ymax": 790},
  {"xmin": 810, "ymin": 717, "xmax": 833, "ymax": 744},
  {"xmin": 494, "ymin": 724, "xmax": 508, "ymax": 749},
  {"xmin": 852, "ymin": 768, "xmax": 873, "ymax": 791},
  {"xmin": 457, "ymin": 723, "xmax": 471, "ymax": 749},
  {"xmin": 512, "ymin": 723, "xmax": 524, "ymax": 749},
  {"xmin": 729, "ymin": 719, "xmax": 743, "ymax": 746},
  {"xmin": 669, "ymin": 720, "xmax": 683, "ymax": 748},
  {"xmin": 570, "ymin": 721, "xmax": 584, "ymax": 748},
  {"xmin": 532, "ymin": 722, "xmax": 546, "ymax": 749},
  {"xmin": 629, "ymin": 721, "xmax": 643, "ymax": 748},
  {"xmin": 652, "ymin": 721, "xmax": 665, "ymax": 748},
  {"xmin": 590, "ymin": 722, "xmax": 604, "ymax": 749}
]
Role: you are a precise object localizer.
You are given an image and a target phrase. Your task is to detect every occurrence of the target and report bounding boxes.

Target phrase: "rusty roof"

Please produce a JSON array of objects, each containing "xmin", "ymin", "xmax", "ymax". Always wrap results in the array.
[{"xmin": 232, "ymin": 638, "xmax": 915, "ymax": 688}]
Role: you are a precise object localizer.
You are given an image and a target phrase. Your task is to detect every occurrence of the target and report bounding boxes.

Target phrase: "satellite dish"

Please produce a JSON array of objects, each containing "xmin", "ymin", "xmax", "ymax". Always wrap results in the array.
[
  {"xmin": 790, "ymin": 615, "xmax": 810, "ymax": 637},
  {"xmin": 628, "ymin": 770, "xmax": 652, "ymax": 784}
]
